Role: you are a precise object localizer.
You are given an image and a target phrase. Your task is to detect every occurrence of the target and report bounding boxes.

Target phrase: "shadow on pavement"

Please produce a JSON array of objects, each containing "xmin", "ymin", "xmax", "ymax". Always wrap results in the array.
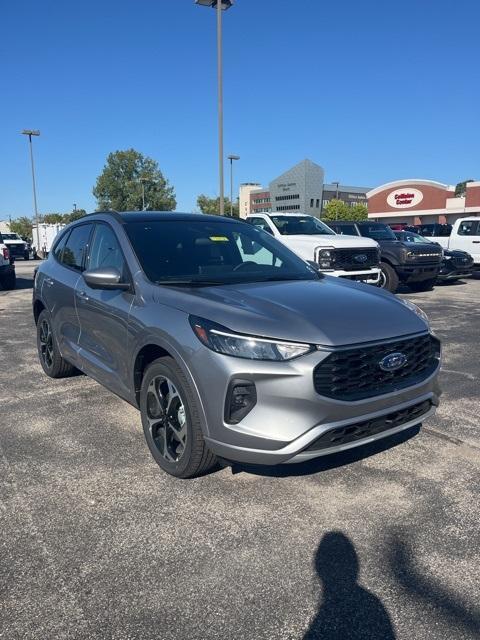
[
  {"xmin": 388, "ymin": 531, "xmax": 480, "ymax": 637},
  {"xmin": 14, "ymin": 276, "xmax": 34, "ymax": 290},
  {"xmin": 230, "ymin": 425, "xmax": 420, "ymax": 478},
  {"xmin": 303, "ymin": 532, "xmax": 396, "ymax": 639}
]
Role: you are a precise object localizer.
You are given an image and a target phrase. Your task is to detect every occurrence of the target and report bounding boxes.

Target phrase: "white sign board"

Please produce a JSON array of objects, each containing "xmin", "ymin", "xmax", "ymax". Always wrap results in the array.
[{"xmin": 387, "ymin": 188, "xmax": 424, "ymax": 209}]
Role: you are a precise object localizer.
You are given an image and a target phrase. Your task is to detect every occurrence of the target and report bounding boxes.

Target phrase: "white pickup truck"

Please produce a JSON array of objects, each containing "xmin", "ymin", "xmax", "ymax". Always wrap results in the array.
[
  {"xmin": 412, "ymin": 217, "xmax": 480, "ymax": 268},
  {"xmin": 246, "ymin": 213, "xmax": 381, "ymax": 284}
]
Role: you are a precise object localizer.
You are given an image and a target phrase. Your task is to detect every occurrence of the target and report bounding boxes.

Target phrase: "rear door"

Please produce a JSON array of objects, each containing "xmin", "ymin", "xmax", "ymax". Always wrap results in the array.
[
  {"xmin": 455, "ymin": 220, "xmax": 480, "ymax": 262},
  {"xmin": 75, "ymin": 222, "xmax": 135, "ymax": 400},
  {"xmin": 43, "ymin": 223, "xmax": 94, "ymax": 365}
]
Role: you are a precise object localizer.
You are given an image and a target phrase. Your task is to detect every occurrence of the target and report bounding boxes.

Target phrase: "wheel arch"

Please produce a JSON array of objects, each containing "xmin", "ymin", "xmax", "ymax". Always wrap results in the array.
[{"xmin": 33, "ymin": 299, "xmax": 46, "ymax": 324}]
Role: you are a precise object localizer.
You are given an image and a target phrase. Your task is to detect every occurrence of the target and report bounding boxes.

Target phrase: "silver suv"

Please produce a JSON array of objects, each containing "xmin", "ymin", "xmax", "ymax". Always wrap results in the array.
[{"xmin": 33, "ymin": 212, "xmax": 441, "ymax": 478}]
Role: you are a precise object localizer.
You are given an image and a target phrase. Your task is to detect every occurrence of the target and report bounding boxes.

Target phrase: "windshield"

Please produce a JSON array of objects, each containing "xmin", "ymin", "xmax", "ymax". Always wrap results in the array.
[
  {"xmin": 2, "ymin": 234, "xmax": 19, "ymax": 240},
  {"xmin": 125, "ymin": 219, "xmax": 319, "ymax": 285},
  {"xmin": 395, "ymin": 231, "xmax": 432, "ymax": 244},
  {"xmin": 270, "ymin": 216, "xmax": 335, "ymax": 236},
  {"xmin": 357, "ymin": 223, "xmax": 396, "ymax": 241}
]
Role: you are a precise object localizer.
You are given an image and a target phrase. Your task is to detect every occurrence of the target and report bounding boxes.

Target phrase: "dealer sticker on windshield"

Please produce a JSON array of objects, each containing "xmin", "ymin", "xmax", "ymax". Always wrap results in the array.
[{"xmin": 209, "ymin": 236, "xmax": 229, "ymax": 242}]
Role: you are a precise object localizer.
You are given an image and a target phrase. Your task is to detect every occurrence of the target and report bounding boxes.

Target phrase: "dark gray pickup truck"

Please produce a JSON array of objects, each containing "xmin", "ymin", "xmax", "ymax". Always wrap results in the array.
[{"xmin": 327, "ymin": 221, "xmax": 443, "ymax": 292}]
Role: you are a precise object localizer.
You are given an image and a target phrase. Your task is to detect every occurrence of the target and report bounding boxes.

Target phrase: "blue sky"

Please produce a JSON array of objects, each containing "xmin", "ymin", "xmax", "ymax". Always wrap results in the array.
[{"xmin": 1, "ymin": 0, "xmax": 479, "ymax": 218}]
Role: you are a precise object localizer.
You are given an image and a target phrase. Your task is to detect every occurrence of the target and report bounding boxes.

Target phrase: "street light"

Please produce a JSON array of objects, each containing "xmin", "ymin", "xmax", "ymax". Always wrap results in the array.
[
  {"xmin": 332, "ymin": 181, "xmax": 340, "ymax": 219},
  {"xmin": 21, "ymin": 129, "xmax": 41, "ymax": 254},
  {"xmin": 227, "ymin": 154, "xmax": 240, "ymax": 216},
  {"xmin": 195, "ymin": 0, "xmax": 234, "ymax": 215}
]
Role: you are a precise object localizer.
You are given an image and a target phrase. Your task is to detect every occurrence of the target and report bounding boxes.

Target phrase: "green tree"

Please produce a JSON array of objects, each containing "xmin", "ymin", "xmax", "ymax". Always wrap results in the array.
[
  {"xmin": 322, "ymin": 199, "xmax": 352, "ymax": 221},
  {"xmin": 9, "ymin": 216, "xmax": 33, "ymax": 239},
  {"xmin": 322, "ymin": 199, "xmax": 368, "ymax": 222},
  {"xmin": 93, "ymin": 149, "xmax": 176, "ymax": 212},
  {"xmin": 454, "ymin": 179, "xmax": 474, "ymax": 197},
  {"xmin": 196, "ymin": 194, "xmax": 239, "ymax": 217},
  {"xmin": 64, "ymin": 209, "xmax": 87, "ymax": 223},
  {"xmin": 43, "ymin": 213, "xmax": 65, "ymax": 224}
]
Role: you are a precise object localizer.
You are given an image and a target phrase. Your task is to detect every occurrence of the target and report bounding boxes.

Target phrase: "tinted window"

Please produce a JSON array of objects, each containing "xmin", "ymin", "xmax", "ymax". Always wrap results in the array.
[
  {"xmin": 125, "ymin": 219, "xmax": 317, "ymax": 285},
  {"xmin": 88, "ymin": 224, "xmax": 127, "ymax": 276},
  {"xmin": 330, "ymin": 224, "xmax": 357, "ymax": 235},
  {"xmin": 53, "ymin": 231, "xmax": 70, "ymax": 262},
  {"xmin": 270, "ymin": 216, "xmax": 335, "ymax": 236},
  {"xmin": 357, "ymin": 223, "xmax": 396, "ymax": 240},
  {"xmin": 61, "ymin": 224, "xmax": 93, "ymax": 271},
  {"xmin": 458, "ymin": 221, "xmax": 479, "ymax": 236}
]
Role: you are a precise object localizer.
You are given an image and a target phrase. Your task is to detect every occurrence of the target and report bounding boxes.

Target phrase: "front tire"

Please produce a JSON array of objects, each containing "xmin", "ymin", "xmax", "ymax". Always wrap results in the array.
[
  {"xmin": 379, "ymin": 262, "xmax": 399, "ymax": 293},
  {"xmin": 140, "ymin": 357, "xmax": 217, "ymax": 478},
  {"xmin": 36, "ymin": 310, "xmax": 77, "ymax": 378}
]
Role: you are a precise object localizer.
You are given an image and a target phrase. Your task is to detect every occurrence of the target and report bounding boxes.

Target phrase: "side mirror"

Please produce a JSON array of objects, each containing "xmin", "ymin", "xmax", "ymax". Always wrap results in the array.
[{"xmin": 83, "ymin": 267, "xmax": 130, "ymax": 290}]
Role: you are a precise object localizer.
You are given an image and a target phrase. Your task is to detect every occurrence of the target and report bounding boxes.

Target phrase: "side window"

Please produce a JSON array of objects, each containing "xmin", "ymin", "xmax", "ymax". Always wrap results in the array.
[
  {"xmin": 52, "ymin": 231, "xmax": 70, "ymax": 262},
  {"xmin": 458, "ymin": 221, "xmax": 478, "ymax": 236},
  {"xmin": 250, "ymin": 217, "xmax": 273, "ymax": 234},
  {"xmin": 87, "ymin": 224, "xmax": 127, "ymax": 277},
  {"xmin": 61, "ymin": 224, "xmax": 93, "ymax": 271}
]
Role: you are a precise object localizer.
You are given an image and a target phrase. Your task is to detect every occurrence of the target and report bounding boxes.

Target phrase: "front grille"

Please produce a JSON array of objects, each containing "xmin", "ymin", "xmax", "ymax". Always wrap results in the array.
[
  {"xmin": 313, "ymin": 334, "xmax": 440, "ymax": 401},
  {"xmin": 407, "ymin": 251, "xmax": 442, "ymax": 264},
  {"xmin": 304, "ymin": 400, "xmax": 432, "ymax": 452},
  {"xmin": 451, "ymin": 256, "xmax": 473, "ymax": 268},
  {"xmin": 333, "ymin": 248, "xmax": 379, "ymax": 271}
]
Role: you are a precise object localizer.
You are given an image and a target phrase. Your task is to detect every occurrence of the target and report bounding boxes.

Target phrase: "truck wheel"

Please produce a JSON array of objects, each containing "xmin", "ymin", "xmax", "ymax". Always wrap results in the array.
[
  {"xmin": 0, "ymin": 270, "xmax": 16, "ymax": 290},
  {"xmin": 24, "ymin": 251, "xmax": 30, "ymax": 260},
  {"xmin": 379, "ymin": 262, "xmax": 399, "ymax": 293},
  {"xmin": 36, "ymin": 310, "xmax": 77, "ymax": 378},
  {"xmin": 409, "ymin": 279, "xmax": 436, "ymax": 292},
  {"xmin": 140, "ymin": 356, "xmax": 217, "ymax": 479}
]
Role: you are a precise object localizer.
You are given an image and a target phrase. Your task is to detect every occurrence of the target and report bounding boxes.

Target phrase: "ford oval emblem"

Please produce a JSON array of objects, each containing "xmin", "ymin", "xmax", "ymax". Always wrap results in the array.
[
  {"xmin": 379, "ymin": 352, "xmax": 408, "ymax": 372},
  {"xmin": 354, "ymin": 254, "xmax": 368, "ymax": 263}
]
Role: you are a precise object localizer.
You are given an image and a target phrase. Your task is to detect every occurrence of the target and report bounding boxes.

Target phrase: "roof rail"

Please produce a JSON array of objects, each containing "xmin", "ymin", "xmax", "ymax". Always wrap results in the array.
[{"xmin": 91, "ymin": 210, "xmax": 125, "ymax": 223}]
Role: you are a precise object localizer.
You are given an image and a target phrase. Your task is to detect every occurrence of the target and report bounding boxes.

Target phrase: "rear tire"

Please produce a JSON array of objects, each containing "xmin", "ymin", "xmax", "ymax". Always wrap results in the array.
[
  {"xmin": 409, "ymin": 278, "xmax": 436, "ymax": 292},
  {"xmin": 0, "ymin": 270, "xmax": 16, "ymax": 290},
  {"xmin": 379, "ymin": 262, "xmax": 399, "ymax": 293},
  {"xmin": 140, "ymin": 357, "xmax": 217, "ymax": 479},
  {"xmin": 36, "ymin": 309, "xmax": 77, "ymax": 378},
  {"xmin": 24, "ymin": 251, "xmax": 30, "ymax": 261}
]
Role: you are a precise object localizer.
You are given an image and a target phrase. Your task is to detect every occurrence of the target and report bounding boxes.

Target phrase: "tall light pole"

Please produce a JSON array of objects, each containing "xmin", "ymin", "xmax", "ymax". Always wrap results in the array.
[
  {"xmin": 21, "ymin": 129, "xmax": 41, "ymax": 252},
  {"xmin": 332, "ymin": 181, "xmax": 340, "ymax": 219},
  {"xmin": 195, "ymin": 0, "xmax": 234, "ymax": 216},
  {"xmin": 227, "ymin": 154, "xmax": 240, "ymax": 216}
]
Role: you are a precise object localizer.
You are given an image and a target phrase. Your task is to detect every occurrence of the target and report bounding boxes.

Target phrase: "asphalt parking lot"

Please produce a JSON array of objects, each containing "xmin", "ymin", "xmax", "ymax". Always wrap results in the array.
[{"xmin": 1, "ymin": 262, "xmax": 479, "ymax": 640}]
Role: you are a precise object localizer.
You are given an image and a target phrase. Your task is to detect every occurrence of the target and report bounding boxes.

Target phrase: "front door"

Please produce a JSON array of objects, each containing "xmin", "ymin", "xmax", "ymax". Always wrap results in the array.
[
  {"xmin": 456, "ymin": 220, "xmax": 480, "ymax": 262},
  {"xmin": 75, "ymin": 222, "xmax": 135, "ymax": 401}
]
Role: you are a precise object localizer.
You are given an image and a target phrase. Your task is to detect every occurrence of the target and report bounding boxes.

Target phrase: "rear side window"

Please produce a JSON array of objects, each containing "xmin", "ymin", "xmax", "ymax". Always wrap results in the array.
[
  {"xmin": 61, "ymin": 224, "xmax": 93, "ymax": 271},
  {"xmin": 52, "ymin": 231, "xmax": 70, "ymax": 262}
]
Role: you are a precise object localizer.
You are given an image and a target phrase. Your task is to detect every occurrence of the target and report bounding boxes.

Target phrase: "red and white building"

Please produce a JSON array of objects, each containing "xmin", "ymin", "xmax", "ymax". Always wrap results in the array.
[{"xmin": 367, "ymin": 179, "xmax": 480, "ymax": 225}]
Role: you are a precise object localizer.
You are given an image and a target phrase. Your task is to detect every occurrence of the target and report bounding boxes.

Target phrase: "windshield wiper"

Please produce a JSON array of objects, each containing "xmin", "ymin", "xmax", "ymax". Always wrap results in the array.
[{"xmin": 155, "ymin": 279, "xmax": 225, "ymax": 287}]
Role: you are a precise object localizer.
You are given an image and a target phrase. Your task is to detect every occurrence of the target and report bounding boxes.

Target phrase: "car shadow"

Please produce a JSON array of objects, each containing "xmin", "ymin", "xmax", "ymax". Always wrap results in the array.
[
  {"xmin": 303, "ymin": 531, "xmax": 396, "ymax": 639},
  {"xmin": 14, "ymin": 276, "xmax": 34, "ymax": 290},
  {"xmin": 228, "ymin": 425, "xmax": 420, "ymax": 478}
]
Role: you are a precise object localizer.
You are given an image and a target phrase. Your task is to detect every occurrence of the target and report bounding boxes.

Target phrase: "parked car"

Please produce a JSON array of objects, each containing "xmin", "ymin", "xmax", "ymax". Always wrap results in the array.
[
  {"xmin": 246, "ymin": 213, "xmax": 381, "ymax": 284},
  {"xmin": 1, "ymin": 232, "xmax": 29, "ymax": 260},
  {"xmin": 0, "ymin": 233, "xmax": 16, "ymax": 290},
  {"xmin": 407, "ymin": 218, "xmax": 480, "ymax": 269},
  {"xmin": 33, "ymin": 212, "xmax": 441, "ymax": 478},
  {"xmin": 327, "ymin": 221, "xmax": 443, "ymax": 292},
  {"xmin": 394, "ymin": 231, "xmax": 474, "ymax": 283}
]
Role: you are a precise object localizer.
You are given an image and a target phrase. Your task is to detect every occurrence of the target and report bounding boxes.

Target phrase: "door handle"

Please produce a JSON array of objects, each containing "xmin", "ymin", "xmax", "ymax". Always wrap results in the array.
[
  {"xmin": 45, "ymin": 278, "xmax": 54, "ymax": 287},
  {"xmin": 472, "ymin": 241, "xmax": 480, "ymax": 244},
  {"xmin": 76, "ymin": 290, "xmax": 89, "ymax": 302}
]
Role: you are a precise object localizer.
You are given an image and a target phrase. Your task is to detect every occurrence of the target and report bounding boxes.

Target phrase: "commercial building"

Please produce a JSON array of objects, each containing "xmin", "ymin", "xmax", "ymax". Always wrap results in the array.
[
  {"xmin": 241, "ymin": 159, "xmax": 369, "ymax": 219},
  {"xmin": 367, "ymin": 179, "xmax": 480, "ymax": 225}
]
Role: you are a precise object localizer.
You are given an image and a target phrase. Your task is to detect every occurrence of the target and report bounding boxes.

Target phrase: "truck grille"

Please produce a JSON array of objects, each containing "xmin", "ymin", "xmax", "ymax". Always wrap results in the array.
[
  {"xmin": 451, "ymin": 255, "xmax": 473, "ymax": 268},
  {"xmin": 333, "ymin": 248, "xmax": 379, "ymax": 271},
  {"xmin": 313, "ymin": 334, "xmax": 440, "ymax": 401},
  {"xmin": 407, "ymin": 251, "xmax": 442, "ymax": 264},
  {"xmin": 304, "ymin": 400, "xmax": 432, "ymax": 452}
]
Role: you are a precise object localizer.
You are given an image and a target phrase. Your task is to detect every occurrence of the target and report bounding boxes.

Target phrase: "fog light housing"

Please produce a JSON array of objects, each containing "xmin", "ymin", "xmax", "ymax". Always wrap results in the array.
[{"xmin": 225, "ymin": 379, "xmax": 257, "ymax": 424}]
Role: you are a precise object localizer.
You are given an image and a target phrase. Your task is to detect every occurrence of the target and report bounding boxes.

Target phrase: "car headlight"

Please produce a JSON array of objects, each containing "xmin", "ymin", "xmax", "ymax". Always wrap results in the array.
[
  {"xmin": 400, "ymin": 299, "xmax": 430, "ymax": 327},
  {"xmin": 316, "ymin": 246, "xmax": 335, "ymax": 269},
  {"xmin": 190, "ymin": 316, "xmax": 314, "ymax": 361}
]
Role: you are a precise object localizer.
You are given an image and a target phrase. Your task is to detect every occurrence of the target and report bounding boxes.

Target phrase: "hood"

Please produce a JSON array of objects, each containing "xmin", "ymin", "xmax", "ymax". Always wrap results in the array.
[
  {"xmin": 283, "ymin": 233, "xmax": 378, "ymax": 249},
  {"xmin": 153, "ymin": 277, "xmax": 428, "ymax": 347}
]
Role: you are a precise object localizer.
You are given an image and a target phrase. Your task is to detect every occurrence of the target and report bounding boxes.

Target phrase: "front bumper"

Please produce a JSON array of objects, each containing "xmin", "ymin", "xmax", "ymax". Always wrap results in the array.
[
  {"xmin": 192, "ymin": 338, "xmax": 441, "ymax": 466},
  {"xmin": 323, "ymin": 267, "xmax": 381, "ymax": 285},
  {"xmin": 396, "ymin": 264, "xmax": 440, "ymax": 283}
]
